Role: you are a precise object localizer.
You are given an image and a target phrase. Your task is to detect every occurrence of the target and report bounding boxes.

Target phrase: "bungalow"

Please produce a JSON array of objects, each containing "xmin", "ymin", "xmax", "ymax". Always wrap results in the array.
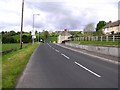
[
  {"xmin": 102, "ymin": 20, "xmax": 120, "ymax": 34},
  {"xmin": 58, "ymin": 29, "xmax": 72, "ymax": 43}
]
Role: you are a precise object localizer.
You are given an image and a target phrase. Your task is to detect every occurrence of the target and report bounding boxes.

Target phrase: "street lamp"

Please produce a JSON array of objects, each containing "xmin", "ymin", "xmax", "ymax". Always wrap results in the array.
[
  {"xmin": 20, "ymin": 0, "xmax": 24, "ymax": 49},
  {"xmin": 32, "ymin": 14, "xmax": 40, "ymax": 44}
]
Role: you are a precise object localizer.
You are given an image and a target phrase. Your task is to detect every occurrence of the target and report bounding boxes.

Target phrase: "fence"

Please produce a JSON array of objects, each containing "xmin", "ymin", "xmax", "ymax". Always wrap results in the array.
[{"xmin": 72, "ymin": 35, "xmax": 120, "ymax": 42}]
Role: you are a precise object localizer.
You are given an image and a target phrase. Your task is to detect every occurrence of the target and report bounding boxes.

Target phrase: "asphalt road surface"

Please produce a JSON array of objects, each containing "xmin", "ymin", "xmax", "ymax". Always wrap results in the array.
[{"xmin": 16, "ymin": 43, "xmax": 118, "ymax": 88}]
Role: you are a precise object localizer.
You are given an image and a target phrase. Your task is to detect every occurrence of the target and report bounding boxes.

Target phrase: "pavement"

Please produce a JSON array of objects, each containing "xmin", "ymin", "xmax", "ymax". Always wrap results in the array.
[{"xmin": 16, "ymin": 42, "xmax": 119, "ymax": 88}]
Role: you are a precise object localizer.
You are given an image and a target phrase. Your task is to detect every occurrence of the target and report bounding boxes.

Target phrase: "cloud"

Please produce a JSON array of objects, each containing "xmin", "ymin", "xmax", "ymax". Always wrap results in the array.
[{"xmin": 0, "ymin": 0, "xmax": 119, "ymax": 32}]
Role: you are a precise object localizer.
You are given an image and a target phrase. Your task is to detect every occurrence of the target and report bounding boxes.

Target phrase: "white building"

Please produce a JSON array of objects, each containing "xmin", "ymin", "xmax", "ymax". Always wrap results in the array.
[
  {"xmin": 102, "ymin": 20, "xmax": 120, "ymax": 34},
  {"xmin": 58, "ymin": 29, "xmax": 72, "ymax": 43}
]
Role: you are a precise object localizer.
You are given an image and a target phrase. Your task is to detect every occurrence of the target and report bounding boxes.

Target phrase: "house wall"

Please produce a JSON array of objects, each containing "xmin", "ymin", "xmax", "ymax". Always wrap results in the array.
[
  {"xmin": 103, "ymin": 26, "xmax": 119, "ymax": 34},
  {"xmin": 58, "ymin": 35, "xmax": 61, "ymax": 43},
  {"xmin": 58, "ymin": 35, "xmax": 70, "ymax": 43},
  {"xmin": 109, "ymin": 26, "xmax": 119, "ymax": 33}
]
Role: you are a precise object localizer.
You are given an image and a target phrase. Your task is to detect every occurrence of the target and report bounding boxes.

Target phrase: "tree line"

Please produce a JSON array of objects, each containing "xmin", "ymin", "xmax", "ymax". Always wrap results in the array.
[{"xmin": 1, "ymin": 31, "xmax": 32, "ymax": 43}]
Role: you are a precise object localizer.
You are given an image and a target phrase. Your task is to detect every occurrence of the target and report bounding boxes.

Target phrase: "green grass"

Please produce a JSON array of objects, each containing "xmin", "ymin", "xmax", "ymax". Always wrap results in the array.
[
  {"xmin": 0, "ymin": 56, "xmax": 2, "ymax": 90},
  {"xmin": 2, "ymin": 43, "xmax": 29, "ymax": 52},
  {"xmin": 71, "ymin": 41, "xmax": 120, "ymax": 46},
  {"xmin": 2, "ymin": 42, "xmax": 39, "ymax": 88}
]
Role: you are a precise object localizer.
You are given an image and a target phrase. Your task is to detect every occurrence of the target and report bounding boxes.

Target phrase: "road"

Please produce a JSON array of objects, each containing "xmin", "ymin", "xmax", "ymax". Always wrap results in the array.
[{"xmin": 16, "ymin": 43, "xmax": 118, "ymax": 88}]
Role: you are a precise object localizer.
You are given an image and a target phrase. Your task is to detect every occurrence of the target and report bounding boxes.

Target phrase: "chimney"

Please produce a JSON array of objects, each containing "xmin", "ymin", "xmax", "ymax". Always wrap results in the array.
[{"xmin": 108, "ymin": 21, "xmax": 112, "ymax": 24}]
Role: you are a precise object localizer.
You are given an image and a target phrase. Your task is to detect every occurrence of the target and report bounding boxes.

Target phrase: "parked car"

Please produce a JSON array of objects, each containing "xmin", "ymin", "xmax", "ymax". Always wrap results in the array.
[{"xmin": 40, "ymin": 39, "xmax": 44, "ymax": 43}]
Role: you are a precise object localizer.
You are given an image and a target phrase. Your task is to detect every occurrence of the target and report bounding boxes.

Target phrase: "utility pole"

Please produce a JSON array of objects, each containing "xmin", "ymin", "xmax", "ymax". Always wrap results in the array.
[
  {"xmin": 32, "ymin": 14, "xmax": 35, "ymax": 44},
  {"xmin": 32, "ymin": 14, "xmax": 40, "ymax": 44},
  {"xmin": 39, "ymin": 32, "xmax": 40, "ymax": 42},
  {"xmin": 20, "ymin": 0, "xmax": 24, "ymax": 49}
]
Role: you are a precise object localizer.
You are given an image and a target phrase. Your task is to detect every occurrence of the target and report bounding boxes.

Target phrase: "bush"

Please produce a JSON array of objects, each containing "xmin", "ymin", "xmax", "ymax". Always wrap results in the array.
[
  {"xmin": 2, "ymin": 36, "xmax": 17, "ymax": 43},
  {"xmin": 22, "ymin": 35, "xmax": 32, "ymax": 43}
]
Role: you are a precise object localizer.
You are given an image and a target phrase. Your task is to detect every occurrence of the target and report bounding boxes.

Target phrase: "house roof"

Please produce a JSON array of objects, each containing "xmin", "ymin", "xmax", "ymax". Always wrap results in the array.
[
  {"xmin": 59, "ymin": 29, "xmax": 71, "ymax": 36},
  {"xmin": 103, "ymin": 20, "xmax": 120, "ymax": 29}
]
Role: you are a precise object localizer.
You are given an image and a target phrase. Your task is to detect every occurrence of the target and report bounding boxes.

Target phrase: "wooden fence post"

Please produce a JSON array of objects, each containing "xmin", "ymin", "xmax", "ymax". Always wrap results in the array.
[
  {"xmin": 113, "ymin": 35, "xmax": 115, "ymax": 42},
  {"xmin": 106, "ymin": 36, "xmax": 108, "ymax": 42},
  {"xmin": 101, "ymin": 36, "xmax": 103, "ymax": 41}
]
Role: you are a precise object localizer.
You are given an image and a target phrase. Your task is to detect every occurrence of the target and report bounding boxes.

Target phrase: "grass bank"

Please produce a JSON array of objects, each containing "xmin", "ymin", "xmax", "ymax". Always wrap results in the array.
[
  {"xmin": 71, "ymin": 41, "xmax": 120, "ymax": 46},
  {"xmin": 2, "ymin": 42, "xmax": 39, "ymax": 88}
]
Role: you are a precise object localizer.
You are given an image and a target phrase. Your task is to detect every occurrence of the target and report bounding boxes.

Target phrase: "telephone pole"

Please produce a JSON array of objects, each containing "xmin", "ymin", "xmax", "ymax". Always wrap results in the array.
[{"xmin": 20, "ymin": 0, "xmax": 24, "ymax": 49}]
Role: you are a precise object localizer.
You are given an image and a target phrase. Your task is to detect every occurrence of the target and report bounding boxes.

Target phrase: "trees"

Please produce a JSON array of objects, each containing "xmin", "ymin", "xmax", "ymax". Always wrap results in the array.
[
  {"xmin": 44, "ymin": 31, "xmax": 49, "ymax": 42},
  {"xmin": 9, "ymin": 31, "xmax": 16, "ymax": 36},
  {"xmin": 70, "ymin": 31, "xmax": 83, "ymax": 38},
  {"xmin": 2, "ymin": 31, "xmax": 17, "ymax": 43},
  {"xmin": 1, "ymin": 31, "xmax": 32, "ymax": 43},
  {"xmin": 84, "ymin": 23, "xmax": 95, "ymax": 33},
  {"xmin": 2, "ymin": 36, "xmax": 17, "ymax": 43},
  {"xmin": 35, "ymin": 30, "xmax": 38, "ymax": 34},
  {"xmin": 83, "ymin": 23, "xmax": 95, "ymax": 36},
  {"xmin": 94, "ymin": 21, "xmax": 106, "ymax": 35},
  {"xmin": 22, "ymin": 35, "xmax": 32, "ymax": 43},
  {"xmin": 96, "ymin": 21, "xmax": 106, "ymax": 32}
]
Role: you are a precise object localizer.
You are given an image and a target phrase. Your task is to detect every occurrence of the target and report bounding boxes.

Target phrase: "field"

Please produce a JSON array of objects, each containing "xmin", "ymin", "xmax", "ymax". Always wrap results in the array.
[
  {"xmin": 2, "ymin": 43, "xmax": 39, "ymax": 88},
  {"xmin": 1, "ymin": 43, "xmax": 29, "ymax": 52}
]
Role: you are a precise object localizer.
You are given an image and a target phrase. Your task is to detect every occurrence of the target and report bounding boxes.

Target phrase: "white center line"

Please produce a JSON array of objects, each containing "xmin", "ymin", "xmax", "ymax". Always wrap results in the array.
[
  {"xmin": 75, "ymin": 61, "xmax": 101, "ymax": 78},
  {"xmin": 47, "ymin": 43, "xmax": 51, "ymax": 47},
  {"xmin": 55, "ymin": 49, "xmax": 60, "ymax": 52},
  {"xmin": 61, "ymin": 53, "xmax": 70, "ymax": 59}
]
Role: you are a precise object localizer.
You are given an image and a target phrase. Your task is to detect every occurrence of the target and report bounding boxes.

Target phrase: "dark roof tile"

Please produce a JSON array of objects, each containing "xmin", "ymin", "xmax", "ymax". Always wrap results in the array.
[{"xmin": 103, "ymin": 20, "xmax": 120, "ymax": 28}]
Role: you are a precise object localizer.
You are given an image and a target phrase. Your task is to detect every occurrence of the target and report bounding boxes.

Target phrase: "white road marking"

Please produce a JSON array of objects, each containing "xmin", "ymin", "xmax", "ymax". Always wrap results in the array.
[
  {"xmin": 75, "ymin": 61, "xmax": 101, "ymax": 78},
  {"xmin": 47, "ymin": 43, "xmax": 51, "ymax": 47},
  {"xmin": 55, "ymin": 49, "xmax": 60, "ymax": 52},
  {"xmin": 61, "ymin": 53, "xmax": 70, "ymax": 59}
]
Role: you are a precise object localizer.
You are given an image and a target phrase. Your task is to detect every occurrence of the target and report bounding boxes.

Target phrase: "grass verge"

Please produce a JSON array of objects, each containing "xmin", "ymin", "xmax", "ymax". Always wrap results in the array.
[
  {"xmin": 71, "ymin": 41, "xmax": 120, "ymax": 46},
  {"xmin": 0, "ymin": 56, "xmax": 2, "ymax": 90},
  {"xmin": 2, "ymin": 42, "xmax": 39, "ymax": 88}
]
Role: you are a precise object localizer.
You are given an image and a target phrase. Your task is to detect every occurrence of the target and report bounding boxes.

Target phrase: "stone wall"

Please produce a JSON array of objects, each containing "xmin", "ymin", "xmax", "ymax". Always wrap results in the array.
[{"xmin": 65, "ymin": 42, "xmax": 120, "ymax": 57}]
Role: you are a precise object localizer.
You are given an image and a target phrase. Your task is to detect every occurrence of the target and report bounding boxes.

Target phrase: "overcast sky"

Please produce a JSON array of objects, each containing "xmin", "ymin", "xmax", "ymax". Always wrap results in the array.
[{"xmin": 0, "ymin": 0, "xmax": 119, "ymax": 32}]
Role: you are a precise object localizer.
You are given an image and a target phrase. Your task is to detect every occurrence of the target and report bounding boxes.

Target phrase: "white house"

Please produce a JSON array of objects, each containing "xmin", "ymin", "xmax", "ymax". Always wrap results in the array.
[
  {"xmin": 102, "ymin": 20, "xmax": 120, "ymax": 34},
  {"xmin": 58, "ymin": 29, "xmax": 72, "ymax": 43}
]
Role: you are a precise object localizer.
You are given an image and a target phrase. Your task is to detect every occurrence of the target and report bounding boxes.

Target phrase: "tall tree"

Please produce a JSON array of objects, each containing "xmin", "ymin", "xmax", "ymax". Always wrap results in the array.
[
  {"xmin": 84, "ymin": 23, "xmax": 95, "ymax": 33},
  {"xmin": 96, "ymin": 21, "xmax": 106, "ymax": 31},
  {"xmin": 9, "ymin": 31, "xmax": 16, "ymax": 36},
  {"xmin": 35, "ymin": 30, "xmax": 38, "ymax": 34},
  {"xmin": 44, "ymin": 31, "xmax": 49, "ymax": 42}
]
